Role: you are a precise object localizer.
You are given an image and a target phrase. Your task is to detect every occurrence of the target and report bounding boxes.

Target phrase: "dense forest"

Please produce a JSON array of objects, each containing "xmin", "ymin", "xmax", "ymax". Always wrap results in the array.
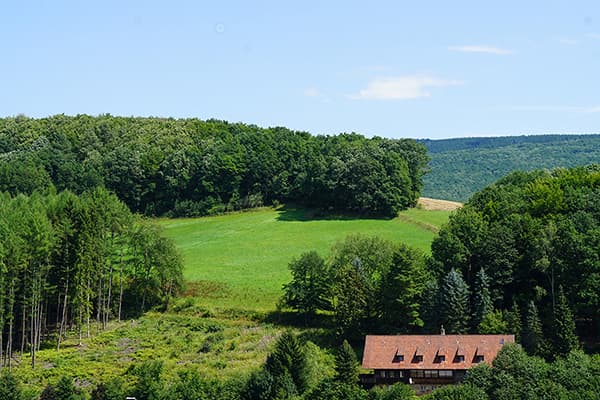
[
  {"xmin": 280, "ymin": 165, "xmax": 600, "ymax": 357},
  {"xmin": 0, "ymin": 115, "xmax": 428, "ymax": 217},
  {"xmin": 0, "ymin": 189, "xmax": 183, "ymax": 369},
  {"xmin": 430, "ymin": 165, "xmax": 600, "ymax": 352},
  {"xmin": 422, "ymin": 134, "xmax": 600, "ymax": 201}
]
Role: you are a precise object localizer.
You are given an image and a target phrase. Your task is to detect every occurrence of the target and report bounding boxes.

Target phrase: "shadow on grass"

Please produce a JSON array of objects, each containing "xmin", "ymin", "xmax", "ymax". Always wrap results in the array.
[
  {"xmin": 260, "ymin": 310, "xmax": 339, "ymax": 348},
  {"xmin": 275, "ymin": 204, "xmax": 392, "ymax": 222}
]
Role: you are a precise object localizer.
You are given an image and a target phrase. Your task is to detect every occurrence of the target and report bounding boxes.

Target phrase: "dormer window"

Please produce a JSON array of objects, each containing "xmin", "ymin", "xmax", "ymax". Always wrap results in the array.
[
  {"xmin": 393, "ymin": 354, "xmax": 404, "ymax": 362},
  {"xmin": 435, "ymin": 355, "xmax": 445, "ymax": 363},
  {"xmin": 454, "ymin": 355, "xmax": 465, "ymax": 362},
  {"xmin": 475, "ymin": 355, "xmax": 484, "ymax": 363},
  {"xmin": 413, "ymin": 355, "xmax": 423, "ymax": 363}
]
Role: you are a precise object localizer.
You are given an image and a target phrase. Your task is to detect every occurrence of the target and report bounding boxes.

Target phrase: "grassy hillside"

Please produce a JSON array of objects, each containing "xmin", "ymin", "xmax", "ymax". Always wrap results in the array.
[
  {"xmin": 422, "ymin": 134, "xmax": 600, "ymax": 201},
  {"xmin": 159, "ymin": 205, "xmax": 450, "ymax": 311},
  {"xmin": 12, "ymin": 205, "xmax": 450, "ymax": 392}
]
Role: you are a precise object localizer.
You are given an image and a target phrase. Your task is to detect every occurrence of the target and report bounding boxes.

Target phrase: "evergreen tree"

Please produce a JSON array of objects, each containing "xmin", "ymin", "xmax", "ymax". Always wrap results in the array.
[
  {"xmin": 552, "ymin": 286, "xmax": 579, "ymax": 356},
  {"xmin": 522, "ymin": 301, "xmax": 546, "ymax": 357},
  {"xmin": 265, "ymin": 331, "xmax": 308, "ymax": 395},
  {"xmin": 421, "ymin": 279, "xmax": 441, "ymax": 333},
  {"xmin": 335, "ymin": 340, "xmax": 359, "ymax": 386},
  {"xmin": 472, "ymin": 267, "xmax": 493, "ymax": 331},
  {"xmin": 439, "ymin": 269, "xmax": 470, "ymax": 334},
  {"xmin": 333, "ymin": 264, "xmax": 368, "ymax": 339},
  {"xmin": 503, "ymin": 301, "xmax": 522, "ymax": 343},
  {"xmin": 379, "ymin": 245, "xmax": 429, "ymax": 332}
]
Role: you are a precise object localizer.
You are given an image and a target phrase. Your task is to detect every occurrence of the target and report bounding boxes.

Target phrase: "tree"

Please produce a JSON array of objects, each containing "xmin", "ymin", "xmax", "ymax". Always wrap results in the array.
[
  {"xmin": 334, "ymin": 340, "xmax": 358, "ymax": 386},
  {"xmin": 552, "ymin": 286, "xmax": 579, "ymax": 356},
  {"xmin": 472, "ymin": 267, "xmax": 493, "ymax": 331},
  {"xmin": 522, "ymin": 301, "xmax": 547, "ymax": 357},
  {"xmin": 478, "ymin": 310, "xmax": 508, "ymax": 334},
  {"xmin": 91, "ymin": 377, "xmax": 126, "ymax": 400},
  {"xmin": 280, "ymin": 251, "xmax": 330, "ymax": 316},
  {"xmin": 421, "ymin": 279, "xmax": 441, "ymax": 333},
  {"xmin": 332, "ymin": 264, "xmax": 368, "ymax": 339},
  {"xmin": 378, "ymin": 245, "xmax": 429, "ymax": 332},
  {"xmin": 422, "ymin": 384, "xmax": 488, "ymax": 400},
  {"xmin": 0, "ymin": 372, "xmax": 23, "ymax": 400},
  {"xmin": 130, "ymin": 360, "xmax": 165, "ymax": 400},
  {"xmin": 369, "ymin": 383, "xmax": 416, "ymax": 400},
  {"xmin": 264, "ymin": 331, "xmax": 308, "ymax": 395},
  {"xmin": 439, "ymin": 269, "xmax": 470, "ymax": 334}
]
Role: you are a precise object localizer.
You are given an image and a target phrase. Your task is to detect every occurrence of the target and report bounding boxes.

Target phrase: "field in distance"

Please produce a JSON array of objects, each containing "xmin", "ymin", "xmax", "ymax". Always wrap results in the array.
[{"xmin": 159, "ymin": 203, "xmax": 453, "ymax": 312}]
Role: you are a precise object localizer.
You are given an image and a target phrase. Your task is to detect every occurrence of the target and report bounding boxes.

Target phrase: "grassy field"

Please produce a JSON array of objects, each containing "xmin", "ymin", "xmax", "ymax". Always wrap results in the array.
[
  {"xmin": 13, "ymin": 204, "xmax": 452, "ymax": 392},
  {"xmin": 159, "ymin": 205, "xmax": 452, "ymax": 311}
]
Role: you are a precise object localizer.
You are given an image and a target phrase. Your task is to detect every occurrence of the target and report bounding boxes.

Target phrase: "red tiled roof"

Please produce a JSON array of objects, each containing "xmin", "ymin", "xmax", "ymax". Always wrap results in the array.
[{"xmin": 362, "ymin": 334, "xmax": 514, "ymax": 370}]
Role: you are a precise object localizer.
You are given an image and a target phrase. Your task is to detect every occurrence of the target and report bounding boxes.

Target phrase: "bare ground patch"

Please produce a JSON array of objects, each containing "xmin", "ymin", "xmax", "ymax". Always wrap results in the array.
[{"xmin": 418, "ymin": 197, "xmax": 463, "ymax": 211}]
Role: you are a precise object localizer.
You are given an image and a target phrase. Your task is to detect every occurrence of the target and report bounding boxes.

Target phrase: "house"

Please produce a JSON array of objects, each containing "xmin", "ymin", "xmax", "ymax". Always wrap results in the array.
[{"xmin": 360, "ymin": 333, "xmax": 514, "ymax": 395}]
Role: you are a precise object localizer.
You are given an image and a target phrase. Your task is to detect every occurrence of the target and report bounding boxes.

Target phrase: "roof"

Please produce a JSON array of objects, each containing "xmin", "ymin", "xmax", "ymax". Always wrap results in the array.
[{"xmin": 362, "ymin": 334, "xmax": 514, "ymax": 370}]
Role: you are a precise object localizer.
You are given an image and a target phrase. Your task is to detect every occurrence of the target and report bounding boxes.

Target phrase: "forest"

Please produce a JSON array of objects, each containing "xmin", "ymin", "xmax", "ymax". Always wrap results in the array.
[
  {"xmin": 0, "ymin": 188, "xmax": 183, "ymax": 370},
  {"xmin": 0, "ymin": 115, "xmax": 428, "ymax": 218},
  {"xmin": 0, "ymin": 115, "xmax": 598, "ymax": 399},
  {"xmin": 280, "ymin": 165, "xmax": 600, "ymax": 354},
  {"xmin": 422, "ymin": 134, "xmax": 600, "ymax": 201}
]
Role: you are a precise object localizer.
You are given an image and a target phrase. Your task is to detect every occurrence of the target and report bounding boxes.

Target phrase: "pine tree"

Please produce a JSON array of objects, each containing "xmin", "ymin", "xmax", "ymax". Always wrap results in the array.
[
  {"xmin": 552, "ymin": 286, "xmax": 579, "ymax": 356},
  {"xmin": 472, "ymin": 267, "xmax": 493, "ymax": 331},
  {"xmin": 503, "ymin": 301, "xmax": 521, "ymax": 342},
  {"xmin": 421, "ymin": 279, "xmax": 441, "ymax": 333},
  {"xmin": 440, "ymin": 269, "xmax": 470, "ymax": 333},
  {"xmin": 522, "ymin": 300, "xmax": 546, "ymax": 357},
  {"xmin": 335, "ymin": 340, "xmax": 359, "ymax": 386},
  {"xmin": 265, "ymin": 331, "xmax": 308, "ymax": 394}
]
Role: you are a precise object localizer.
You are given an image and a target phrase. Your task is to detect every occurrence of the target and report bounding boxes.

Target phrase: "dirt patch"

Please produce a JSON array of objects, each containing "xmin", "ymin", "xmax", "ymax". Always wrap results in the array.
[
  {"xmin": 183, "ymin": 281, "xmax": 231, "ymax": 299},
  {"xmin": 418, "ymin": 197, "xmax": 463, "ymax": 211}
]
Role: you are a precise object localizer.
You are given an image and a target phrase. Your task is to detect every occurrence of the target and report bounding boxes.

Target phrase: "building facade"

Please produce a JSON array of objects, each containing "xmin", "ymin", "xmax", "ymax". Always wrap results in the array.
[{"xmin": 360, "ymin": 334, "xmax": 514, "ymax": 395}]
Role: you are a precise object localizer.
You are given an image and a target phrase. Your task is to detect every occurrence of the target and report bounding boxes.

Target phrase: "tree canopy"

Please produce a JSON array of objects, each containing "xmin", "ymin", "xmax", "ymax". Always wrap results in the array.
[{"xmin": 0, "ymin": 115, "xmax": 428, "ymax": 217}]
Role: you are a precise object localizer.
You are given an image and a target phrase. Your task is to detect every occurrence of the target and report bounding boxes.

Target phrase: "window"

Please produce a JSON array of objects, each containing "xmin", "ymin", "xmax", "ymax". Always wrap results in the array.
[
  {"xmin": 424, "ymin": 370, "xmax": 438, "ymax": 378},
  {"xmin": 475, "ymin": 355, "xmax": 484, "ymax": 363},
  {"xmin": 393, "ymin": 354, "xmax": 404, "ymax": 362},
  {"xmin": 411, "ymin": 370, "xmax": 424, "ymax": 378},
  {"xmin": 455, "ymin": 355, "xmax": 465, "ymax": 362},
  {"xmin": 435, "ymin": 355, "xmax": 445, "ymax": 362},
  {"xmin": 414, "ymin": 355, "xmax": 423, "ymax": 362},
  {"xmin": 439, "ymin": 370, "xmax": 453, "ymax": 378}
]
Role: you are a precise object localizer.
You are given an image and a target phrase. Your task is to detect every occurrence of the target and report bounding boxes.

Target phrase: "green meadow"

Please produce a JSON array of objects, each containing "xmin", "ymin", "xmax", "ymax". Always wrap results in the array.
[
  {"xmin": 12, "ymin": 205, "xmax": 452, "ymax": 390},
  {"xmin": 159, "ymin": 206, "xmax": 451, "ymax": 311}
]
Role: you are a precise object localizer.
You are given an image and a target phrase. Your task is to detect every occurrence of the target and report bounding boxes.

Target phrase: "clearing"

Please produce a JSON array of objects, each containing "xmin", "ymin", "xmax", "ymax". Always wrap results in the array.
[{"xmin": 159, "ymin": 204, "xmax": 452, "ymax": 311}]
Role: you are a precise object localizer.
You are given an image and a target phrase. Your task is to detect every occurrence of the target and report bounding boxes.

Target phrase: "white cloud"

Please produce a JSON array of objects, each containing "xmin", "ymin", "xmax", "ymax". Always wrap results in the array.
[
  {"xmin": 349, "ymin": 75, "xmax": 463, "ymax": 100},
  {"xmin": 303, "ymin": 87, "xmax": 320, "ymax": 97},
  {"xmin": 448, "ymin": 45, "xmax": 513, "ymax": 55}
]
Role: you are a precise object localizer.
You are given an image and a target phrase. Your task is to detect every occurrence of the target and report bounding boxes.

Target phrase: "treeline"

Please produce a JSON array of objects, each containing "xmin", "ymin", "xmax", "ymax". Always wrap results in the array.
[
  {"xmin": 2, "ymin": 337, "xmax": 599, "ymax": 399},
  {"xmin": 421, "ymin": 134, "xmax": 600, "ymax": 201},
  {"xmin": 0, "ymin": 114, "xmax": 428, "ymax": 217},
  {"xmin": 0, "ymin": 189, "xmax": 183, "ymax": 369},
  {"xmin": 430, "ymin": 165, "xmax": 600, "ymax": 354}
]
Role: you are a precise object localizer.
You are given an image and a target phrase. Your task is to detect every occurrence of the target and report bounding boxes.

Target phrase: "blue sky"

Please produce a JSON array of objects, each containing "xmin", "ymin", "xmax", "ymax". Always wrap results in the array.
[{"xmin": 1, "ymin": 1, "xmax": 599, "ymax": 139}]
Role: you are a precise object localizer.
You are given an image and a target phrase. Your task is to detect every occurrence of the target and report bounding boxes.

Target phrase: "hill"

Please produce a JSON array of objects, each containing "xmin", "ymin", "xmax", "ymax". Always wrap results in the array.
[
  {"xmin": 159, "ymin": 205, "xmax": 451, "ymax": 311},
  {"xmin": 421, "ymin": 134, "xmax": 600, "ymax": 201}
]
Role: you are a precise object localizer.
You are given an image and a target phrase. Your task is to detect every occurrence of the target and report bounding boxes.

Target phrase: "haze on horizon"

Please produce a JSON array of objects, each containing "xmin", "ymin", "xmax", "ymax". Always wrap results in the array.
[{"xmin": 1, "ymin": 0, "xmax": 599, "ymax": 139}]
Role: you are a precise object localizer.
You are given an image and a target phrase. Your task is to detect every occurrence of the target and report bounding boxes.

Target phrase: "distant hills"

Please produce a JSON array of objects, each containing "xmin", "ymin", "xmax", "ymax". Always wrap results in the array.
[{"xmin": 420, "ymin": 134, "xmax": 600, "ymax": 202}]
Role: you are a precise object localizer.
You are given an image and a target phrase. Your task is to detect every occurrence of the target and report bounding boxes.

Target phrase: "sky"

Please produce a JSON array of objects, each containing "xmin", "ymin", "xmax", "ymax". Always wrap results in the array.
[{"xmin": 1, "ymin": 0, "xmax": 599, "ymax": 139}]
